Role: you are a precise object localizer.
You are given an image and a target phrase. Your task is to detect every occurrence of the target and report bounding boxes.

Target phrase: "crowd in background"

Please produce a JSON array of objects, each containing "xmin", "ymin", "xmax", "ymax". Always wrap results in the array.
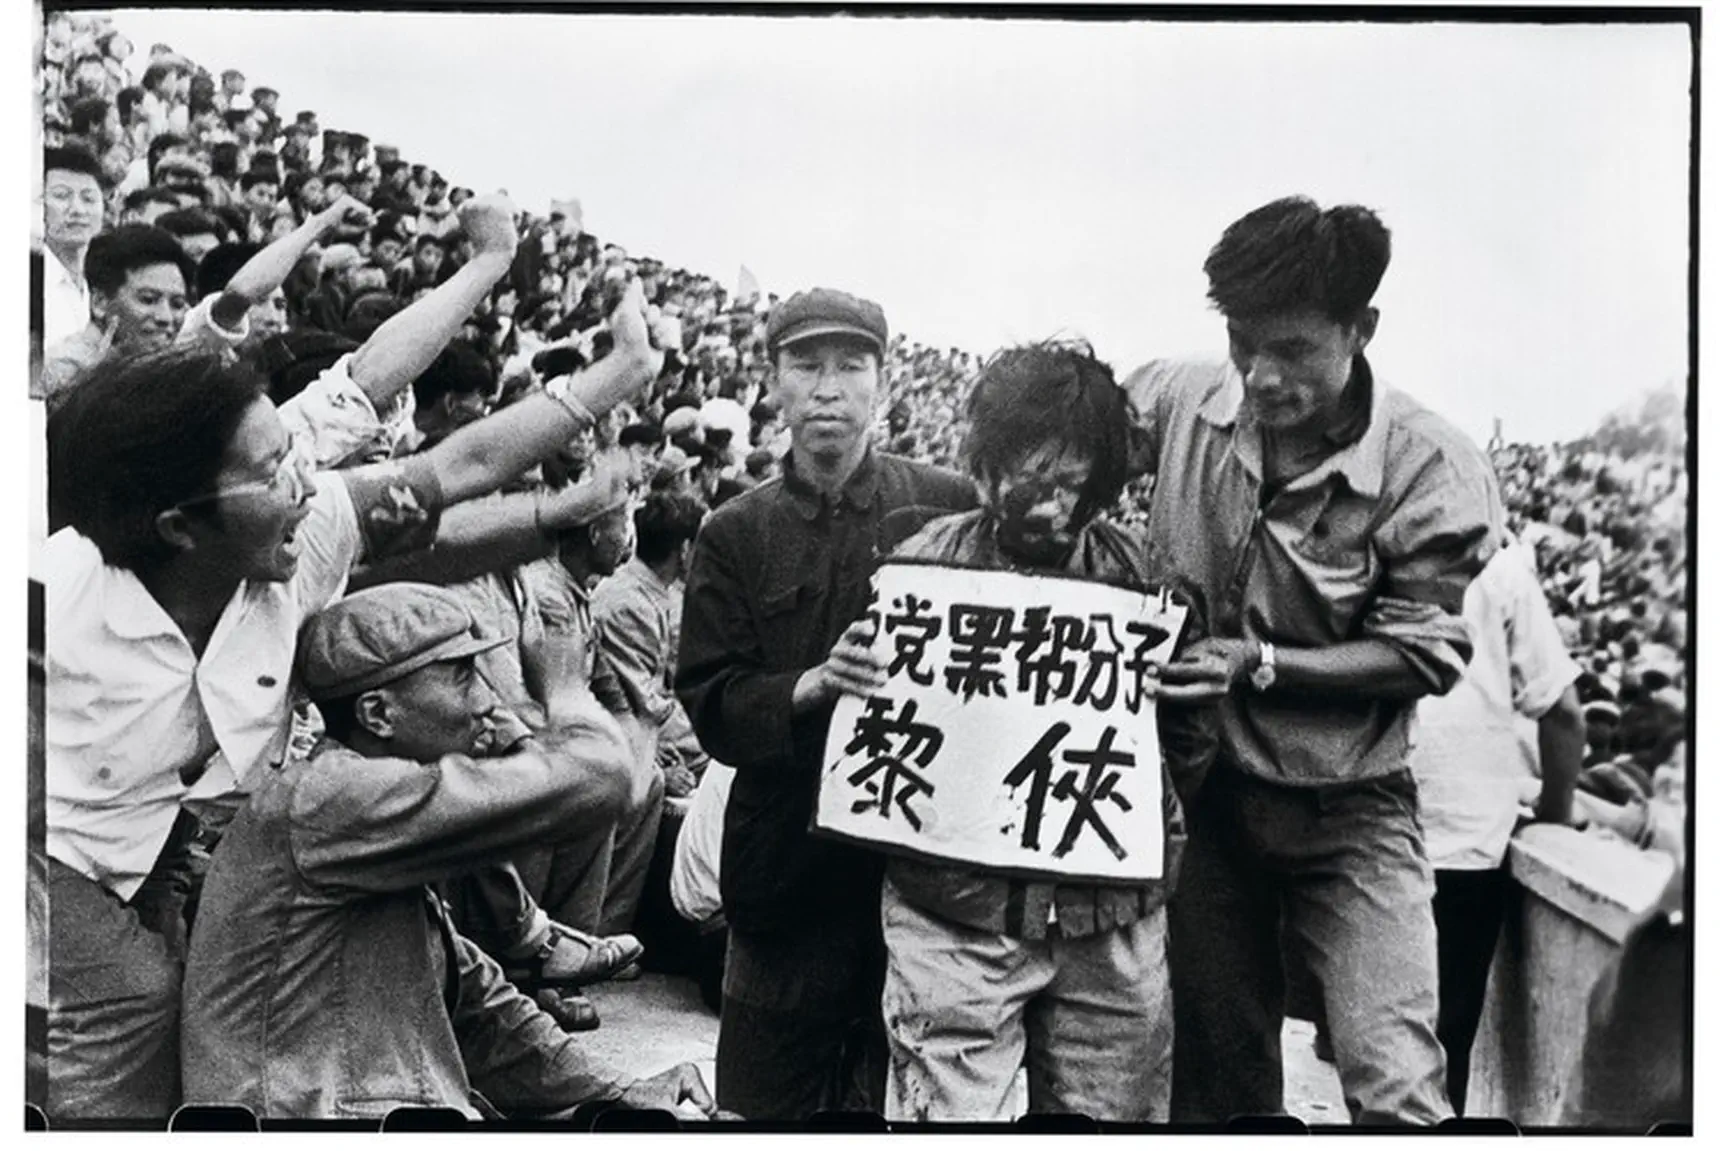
[
  {"xmin": 1492, "ymin": 390, "xmax": 1689, "ymax": 802},
  {"xmin": 32, "ymin": 8, "xmax": 1691, "ymax": 1128}
]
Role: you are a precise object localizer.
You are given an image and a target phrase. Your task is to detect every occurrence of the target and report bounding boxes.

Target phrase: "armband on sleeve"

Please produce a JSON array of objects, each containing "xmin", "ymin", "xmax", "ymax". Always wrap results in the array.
[{"xmin": 341, "ymin": 454, "xmax": 446, "ymax": 562}]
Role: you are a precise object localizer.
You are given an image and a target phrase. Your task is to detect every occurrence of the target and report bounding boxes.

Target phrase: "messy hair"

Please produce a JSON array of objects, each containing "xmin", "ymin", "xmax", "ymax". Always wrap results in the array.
[
  {"xmin": 960, "ymin": 340, "xmax": 1133, "ymax": 516},
  {"xmin": 49, "ymin": 346, "xmax": 266, "ymax": 574},
  {"xmin": 1203, "ymin": 195, "xmax": 1391, "ymax": 324}
]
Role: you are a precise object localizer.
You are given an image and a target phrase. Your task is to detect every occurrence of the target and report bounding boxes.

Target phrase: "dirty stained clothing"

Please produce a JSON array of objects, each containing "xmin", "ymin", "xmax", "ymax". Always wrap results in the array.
[{"xmin": 878, "ymin": 511, "xmax": 1192, "ymax": 1122}]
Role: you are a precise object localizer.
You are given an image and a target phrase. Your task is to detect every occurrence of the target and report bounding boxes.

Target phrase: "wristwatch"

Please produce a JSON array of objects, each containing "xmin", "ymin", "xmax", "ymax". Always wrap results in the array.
[{"xmin": 1249, "ymin": 642, "xmax": 1277, "ymax": 692}]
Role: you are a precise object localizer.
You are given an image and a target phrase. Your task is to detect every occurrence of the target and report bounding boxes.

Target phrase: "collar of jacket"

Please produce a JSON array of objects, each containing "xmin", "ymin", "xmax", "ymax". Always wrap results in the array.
[
  {"xmin": 1197, "ymin": 354, "xmax": 1390, "ymax": 499},
  {"xmin": 781, "ymin": 446, "xmax": 882, "ymax": 521}
]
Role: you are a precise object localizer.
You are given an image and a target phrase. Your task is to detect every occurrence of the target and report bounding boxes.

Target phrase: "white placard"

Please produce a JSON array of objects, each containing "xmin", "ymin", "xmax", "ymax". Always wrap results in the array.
[{"xmin": 815, "ymin": 561, "xmax": 1186, "ymax": 883}]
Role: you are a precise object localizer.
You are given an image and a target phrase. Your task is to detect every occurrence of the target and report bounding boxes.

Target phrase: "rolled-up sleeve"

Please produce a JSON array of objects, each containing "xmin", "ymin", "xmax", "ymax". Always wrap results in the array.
[
  {"xmin": 449, "ymin": 927, "xmax": 631, "ymax": 1112},
  {"xmin": 278, "ymin": 354, "xmax": 389, "ymax": 469},
  {"xmin": 1504, "ymin": 552, "xmax": 1583, "ymax": 718},
  {"xmin": 675, "ymin": 518, "xmax": 803, "ymax": 774},
  {"xmin": 1365, "ymin": 448, "xmax": 1502, "ymax": 694},
  {"xmin": 175, "ymin": 294, "xmax": 250, "ymax": 354}
]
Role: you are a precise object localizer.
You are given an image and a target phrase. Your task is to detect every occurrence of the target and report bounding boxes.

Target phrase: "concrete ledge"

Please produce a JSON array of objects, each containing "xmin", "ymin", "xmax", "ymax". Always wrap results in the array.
[
  {"xmin": 1468, "ymin": 824, "xmax": 1677, "ymax": 1124},
  {"xmin": 1506, "ymin": 824, "xmax": 1674, "ymax": 945}
]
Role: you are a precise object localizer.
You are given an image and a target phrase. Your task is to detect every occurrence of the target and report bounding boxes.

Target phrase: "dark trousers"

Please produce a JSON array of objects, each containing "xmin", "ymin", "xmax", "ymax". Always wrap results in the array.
[
  {"xmin": 46, "ymin": 841, "xmax": 195, "ymax": 1126},
  {"xmin": 1431, "ymin": 866, "xmax": 1512, "ymax": 1116},
  {"xmin": 444, "ymin": 862, "xmax": 547, "ymax": 958},
  {"xmin": 714, "ymin": 921, "xmax": 887, "ymax": 1120},
  {"xmin": 1168, "ymin": 764, "xmax": 1450, "ymax": 1126}
]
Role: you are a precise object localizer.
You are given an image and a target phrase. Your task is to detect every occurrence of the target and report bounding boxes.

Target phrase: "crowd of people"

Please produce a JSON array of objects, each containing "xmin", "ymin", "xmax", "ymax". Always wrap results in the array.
[{"xmin": 31, "ymin": 10, "xmax": 1688, "ymax": 1132}]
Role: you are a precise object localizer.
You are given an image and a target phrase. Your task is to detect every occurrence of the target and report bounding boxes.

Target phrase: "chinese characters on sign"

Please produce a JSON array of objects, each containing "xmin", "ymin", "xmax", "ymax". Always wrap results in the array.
[{"xmin": 815, "ymin": 562, "xmax": 1186, "ymax": 882}]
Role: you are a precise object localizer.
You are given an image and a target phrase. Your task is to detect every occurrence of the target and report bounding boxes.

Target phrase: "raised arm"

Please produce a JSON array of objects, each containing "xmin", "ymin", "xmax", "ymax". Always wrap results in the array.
[
  {"xmin": 289, "ymin": 716, "xmax": 634, "ymax": 894},
  {"xmin": 346, "ymin": 458, "xmax": 632, "ymax": 591},
  {"xmin": 209, "ymin": 195, "xmax": 374, "ymax": 329},
  {"xmin": 419, "ymin": 280, "xmax": 664, "ymax": 505},
  {"xmin": 341, "ymin": 194, "xmax": 519, "ymax": 409}
]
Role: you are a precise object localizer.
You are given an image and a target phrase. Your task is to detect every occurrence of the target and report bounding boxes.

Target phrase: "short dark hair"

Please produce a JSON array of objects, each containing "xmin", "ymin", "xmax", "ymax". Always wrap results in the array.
[
  {"xmin": 123, "ymin": 186, "xmax": 183, "ymax": 216},
  {"xmin": 67, "ymin": 97, "xmax": 111, "ymax": 139},
  {"xmin": 343, "ymin": 291, "xmax": 402, "ymax": 341},
  {"xmin": 634, "ymin": 491, "xmax": 707, "ymax": 564},
  {"xmin": 156, "ymin": 208, "xmax": 223, "ymax": 242},
  {"xmin": 617, "ymin": 422, "xmax": 662, "ymax": 449},
  {"xmin": 412, "ymin": 342, "xmax": 496, "ymax": 411},
  {"xmin": 961, "ymin": 340, "xmax": 1133, "ymax": 518},
  {"xmin": 240, "ymin": 170, "xmax": 279, "ymax": 192},
  {"xmin": 116, "ymin": 86, "xmax": 146, "ymax": 124},
  {"xmin": 1202, "ymin": 195, "xmax": 1392, "ymax": 324},
  {"xmin": 84, "ymin": 224, "xmax": 195, "ymax": 298},
  {"xmin": 370, "ymin": 221, "xmax": 402, "ymax": 248},
  {"xmin": 283, "ymin": 169, "xmax": 316, "ymax": 200},
  {"xmin": 48, "ymin": 347, "xmax": 267, "ymax": 573},
  {"xmin": 246, "ymin": 329, "xmax": 361, "ymax": 406},
  {"xmin": 45, "ymin": 144, "xmax": 105, "ymax": 184},
  {"xmin": 146, "ymin": 132, "xmax": 190, "ymax": 178},
  {"xmin": 531, "ymin": 345, "xmax": 587, "ymax": 379},
  {"xmin": 195, "ymin": 242, "xmax": 262, "ymax": 301},
  {"xmin": 209, "ymin": 140, "xmax": 242, "ymax": 180},
  {"xmin": 141, "ymin": 62, "xmax": 176, "ymax": 92}
]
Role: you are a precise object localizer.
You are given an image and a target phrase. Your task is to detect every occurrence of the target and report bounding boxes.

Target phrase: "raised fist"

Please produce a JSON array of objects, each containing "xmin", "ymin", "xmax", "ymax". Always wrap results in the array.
[{"xmin": 459, "ymin": 193, "xmax": 521, "ymax": 259}]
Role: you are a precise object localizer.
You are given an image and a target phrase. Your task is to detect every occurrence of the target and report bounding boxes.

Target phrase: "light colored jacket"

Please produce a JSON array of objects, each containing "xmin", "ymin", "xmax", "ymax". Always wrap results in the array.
[{"xmin": 180, "ymin": 723, "xmax": 633, "ymax": 1119}]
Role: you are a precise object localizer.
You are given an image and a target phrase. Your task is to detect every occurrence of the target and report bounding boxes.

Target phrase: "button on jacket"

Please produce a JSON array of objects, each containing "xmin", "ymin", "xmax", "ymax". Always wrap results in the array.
[
  {"xmin": 46, "ymin": 450, "xmax": 442, "ymax": 902},
  {"xmin": 675, "ymin": 450, "xmax": 976, "ymax": 937},
  {"xmin": 1123, "ymin": 358, "xmax": 1501, "ymax": 786},
  {"xmin": 180, "ymin": 726, "xmax": 634, "ymax": 1120}
]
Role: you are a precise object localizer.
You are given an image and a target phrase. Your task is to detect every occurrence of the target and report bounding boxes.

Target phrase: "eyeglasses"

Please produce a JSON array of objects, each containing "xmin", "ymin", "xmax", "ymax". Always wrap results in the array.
[{"xmin": 177, "ymin": 435, "xmax": 316, "ymax": 509}]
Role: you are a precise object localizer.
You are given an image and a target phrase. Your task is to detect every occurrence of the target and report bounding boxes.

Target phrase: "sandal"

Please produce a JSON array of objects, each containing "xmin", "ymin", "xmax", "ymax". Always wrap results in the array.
[
  {"xmin": 503, "ymin": 922, "xmax": 644, "ymax": 991},
  {"xmin": 534, "ymin": 988, "xmax": 601, "ymax": 1033}
]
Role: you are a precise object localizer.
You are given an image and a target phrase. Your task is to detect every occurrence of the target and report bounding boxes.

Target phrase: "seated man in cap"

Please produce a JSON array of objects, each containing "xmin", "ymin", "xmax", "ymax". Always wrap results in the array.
[
  {"xmin": 181, "ymin": 584, "xmax": 720, "ymax": 1120},
  {"xmin": 385, "ymin": 481, "xmax": 656, "ymax": 1032}
]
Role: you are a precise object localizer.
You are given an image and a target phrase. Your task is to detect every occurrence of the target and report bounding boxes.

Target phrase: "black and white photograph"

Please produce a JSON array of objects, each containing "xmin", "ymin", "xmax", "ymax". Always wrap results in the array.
[{"xmin": 22, "ymin": 0, "xmax": 1703, "ymax": 1134}]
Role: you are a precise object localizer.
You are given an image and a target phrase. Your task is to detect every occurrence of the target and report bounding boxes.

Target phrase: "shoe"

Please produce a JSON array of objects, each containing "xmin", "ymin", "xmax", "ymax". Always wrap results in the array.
[
  {"xmin": 608, "ymin": 961, "xmax": 644, "ymax": 983},
  {"xmin": 534, "ymin": 988, "xmax": 600, "ymax": 1033},
  {"xmin": 504, "ymin": 923, "xmax": 644, "ymax": 991}
]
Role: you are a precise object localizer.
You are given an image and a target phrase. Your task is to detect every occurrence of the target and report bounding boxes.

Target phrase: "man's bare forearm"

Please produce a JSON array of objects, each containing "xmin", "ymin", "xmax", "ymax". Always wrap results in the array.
[
  {"xmin": 1534, "ymin": 685, "xmax": 1585, "ymax": 823},
  {"xmin": 1273, "ymin": 638, "xmax": 1433, "ymax": 701},
  {"xmin": 345, "ymin": 250, "xmax": 512, "ymax": 407}
]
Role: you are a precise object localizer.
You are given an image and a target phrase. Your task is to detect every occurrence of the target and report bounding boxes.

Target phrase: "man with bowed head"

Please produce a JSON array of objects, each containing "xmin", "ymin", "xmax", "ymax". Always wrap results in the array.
[
  {"xmin": 180, "ymin": 584, "xmax": 721, "ymax": 1120},
  {"xmin": 875, "ymin": 341, "xmax": 1196, "ymax": 1122},
  {"xmin": 42, "ymin": 190, "xmax": 671, "ymax": 1123},
  {"xmin": 676, "ymin": 288, "xmax": 975, "ymax": 1119},
  {"xmin": 1127, "ymin": 196, "xmax": 1502, "ymax": 1125}
]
